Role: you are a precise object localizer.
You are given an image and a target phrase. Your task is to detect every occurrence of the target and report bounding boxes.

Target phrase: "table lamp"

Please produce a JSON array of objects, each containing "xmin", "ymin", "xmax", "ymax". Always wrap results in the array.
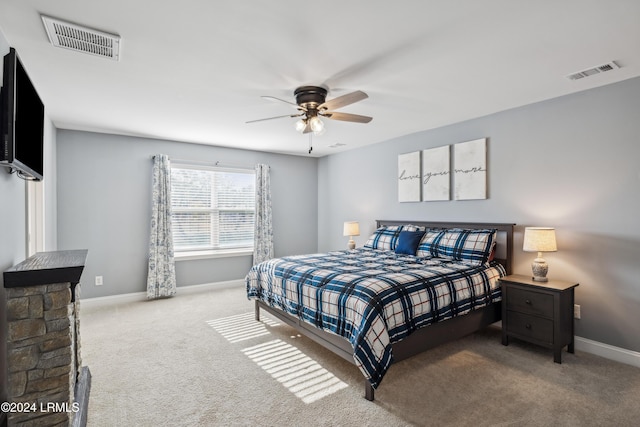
[
  {"xmin": 523, "ymin": 227, "xmax": 557, "ymax": 282},
  {"xmin": 343, "ymin": 221, "xmax": 360, "ymax": 250}
]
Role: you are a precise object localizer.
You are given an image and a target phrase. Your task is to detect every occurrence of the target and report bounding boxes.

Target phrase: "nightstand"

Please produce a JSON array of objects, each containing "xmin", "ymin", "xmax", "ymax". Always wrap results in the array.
[{"xmin": 500, "ymin": 274, "xmax": 579, "ymax": 363}]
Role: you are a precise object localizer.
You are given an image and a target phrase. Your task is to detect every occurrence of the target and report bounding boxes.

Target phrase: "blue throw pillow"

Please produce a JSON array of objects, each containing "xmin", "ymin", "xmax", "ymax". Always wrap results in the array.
[{"xmin": 395, "ymin": 230, "xmax": 426, "ymax": 255}]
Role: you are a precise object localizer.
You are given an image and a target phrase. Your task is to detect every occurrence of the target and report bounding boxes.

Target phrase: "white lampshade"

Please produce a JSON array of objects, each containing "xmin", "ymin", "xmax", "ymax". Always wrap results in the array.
[
  {"xmin": 523, "ymin": 227, "xmax": 557, "ymax": 252},
  {"xmin": 343, "ymin": 221, "xmax": 360, "ymax": 237}
]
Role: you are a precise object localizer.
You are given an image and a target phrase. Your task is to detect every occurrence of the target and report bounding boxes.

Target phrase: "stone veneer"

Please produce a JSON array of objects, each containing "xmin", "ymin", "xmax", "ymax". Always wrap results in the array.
[
  {"xmin": 6, "ymin": 281, "xmax": 81, "ymax": 426},
  {"xmin": 3, "ymin": 250, "xmax": 88, "ymax": 427}
]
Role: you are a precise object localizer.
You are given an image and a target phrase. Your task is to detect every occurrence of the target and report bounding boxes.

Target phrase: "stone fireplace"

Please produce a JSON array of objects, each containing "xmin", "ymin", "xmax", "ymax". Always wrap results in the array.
[{"xmin": 3, "ymin": 250, "xmax": 90, "ymax": 427}]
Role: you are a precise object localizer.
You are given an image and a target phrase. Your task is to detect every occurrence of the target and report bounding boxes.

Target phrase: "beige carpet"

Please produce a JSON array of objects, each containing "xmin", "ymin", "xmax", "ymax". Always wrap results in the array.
[{"xmin": 81, "ymin": 285, "xmax": 640, "ymax": 426}]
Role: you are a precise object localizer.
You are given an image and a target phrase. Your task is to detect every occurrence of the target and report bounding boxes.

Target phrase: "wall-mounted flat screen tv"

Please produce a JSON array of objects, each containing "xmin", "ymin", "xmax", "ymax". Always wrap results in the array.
[{"xmin": 1, "ymin": 47, "xmax": 45, "ymax": 181}]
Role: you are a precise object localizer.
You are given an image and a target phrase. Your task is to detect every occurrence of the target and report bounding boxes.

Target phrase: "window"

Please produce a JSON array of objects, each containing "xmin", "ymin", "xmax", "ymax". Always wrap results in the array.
[{"xmin": 170, "ymin": 163, "xmax": 255, "ymax": 256}]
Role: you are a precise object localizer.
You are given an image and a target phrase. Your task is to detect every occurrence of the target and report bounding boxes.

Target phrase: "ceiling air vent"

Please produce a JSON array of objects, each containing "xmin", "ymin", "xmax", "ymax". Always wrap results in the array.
[
  {"xmin": 566, "ymin": 61, "xmax": 619, "ymax": 81},
  {"xmin": 41, "ymin": 15, "xmax": 121, "ymax": 61}
]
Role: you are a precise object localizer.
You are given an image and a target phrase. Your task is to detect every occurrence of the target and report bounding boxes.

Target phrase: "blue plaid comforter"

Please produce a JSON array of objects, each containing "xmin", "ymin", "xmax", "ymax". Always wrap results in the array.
[{"xmin": 245, "ymin": 248, "xmax": 505, "ymax": 388}]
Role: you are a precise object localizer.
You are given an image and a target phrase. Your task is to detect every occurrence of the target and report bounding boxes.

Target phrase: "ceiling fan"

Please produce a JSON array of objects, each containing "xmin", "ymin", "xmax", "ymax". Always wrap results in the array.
[{"xmin": 247, "ymin": 86, "xmax": 372, "ymax": 148}]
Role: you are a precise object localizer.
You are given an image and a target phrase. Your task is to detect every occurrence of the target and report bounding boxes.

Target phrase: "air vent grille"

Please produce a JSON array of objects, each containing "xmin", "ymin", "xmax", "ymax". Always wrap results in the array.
[
  {"xmin": 41, "ymin": 16, "xmax": 121, "ymax": 61},
  {"xmin": 566, "ymin": 61, "xmax": 619, "ymax": 81}
]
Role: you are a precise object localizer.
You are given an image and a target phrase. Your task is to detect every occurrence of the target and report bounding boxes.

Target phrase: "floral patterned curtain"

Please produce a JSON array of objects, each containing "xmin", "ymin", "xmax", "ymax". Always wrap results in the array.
[
  {"xmin": 253, "ymin": 164, "xmax": 274, "ymax": 264},
  {"xmin": 147, "ymin": 154, "xmax": 177, "ymax": 299}
]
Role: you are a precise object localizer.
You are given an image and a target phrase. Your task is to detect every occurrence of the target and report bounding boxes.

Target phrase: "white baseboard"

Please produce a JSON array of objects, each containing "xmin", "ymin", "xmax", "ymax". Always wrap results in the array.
[
  {"xmin": 575, "ymin": 336, "xmax": 640, "ymax": 369},
  {"xmin": 81, "ymin": 279, "xmax": 244, "ymax": 309},
  {"xmin": 177, "ymin": 279, "xmax": 244, "ymax": 294},
  {"xmin": 81, "ymin": 291, "xmax": 147, "ymax": 308}
]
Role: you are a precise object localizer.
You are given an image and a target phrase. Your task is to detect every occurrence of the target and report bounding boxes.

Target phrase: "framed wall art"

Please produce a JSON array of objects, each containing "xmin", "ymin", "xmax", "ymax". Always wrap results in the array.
[
  {"xmin": 422, "ymin": 145, "xmax": 450, "ymax": 201},
  {"xmin": 453, "ymin": 138, "xmax": 487, "ymax": 200},
  {"xmin": 398, "ymin": 151, "xmax": 421, "ymax": 202}
]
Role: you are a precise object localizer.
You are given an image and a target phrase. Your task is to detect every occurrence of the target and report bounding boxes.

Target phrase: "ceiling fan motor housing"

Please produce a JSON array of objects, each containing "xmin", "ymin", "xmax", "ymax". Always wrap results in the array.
[{"xmin": 294, "ymin": 86, "xmax": 328, "ymax": 110}]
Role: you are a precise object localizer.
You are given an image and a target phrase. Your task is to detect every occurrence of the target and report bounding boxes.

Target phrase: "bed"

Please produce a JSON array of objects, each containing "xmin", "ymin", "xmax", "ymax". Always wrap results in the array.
[{"xmin": 246, "ymin": 220, "xmax": 514, "ymax": 401}]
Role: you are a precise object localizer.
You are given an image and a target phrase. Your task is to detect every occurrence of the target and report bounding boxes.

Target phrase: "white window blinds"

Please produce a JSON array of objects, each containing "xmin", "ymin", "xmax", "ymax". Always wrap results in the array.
[{"xmin": 170, "ymin": 164, "xmax": 255, "ymax": 252}]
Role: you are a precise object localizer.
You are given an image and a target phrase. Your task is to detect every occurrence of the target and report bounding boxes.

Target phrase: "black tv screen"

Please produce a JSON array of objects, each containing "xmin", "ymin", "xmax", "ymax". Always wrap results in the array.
[{"xmin": 1, "ymin": 47, "xmax": 45, "ymax": 181}]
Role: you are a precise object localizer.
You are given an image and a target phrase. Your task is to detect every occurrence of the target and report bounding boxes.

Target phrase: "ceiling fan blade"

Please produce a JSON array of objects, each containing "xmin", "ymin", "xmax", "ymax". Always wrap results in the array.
[
  {"xmin": 319, "ymin": 90, "xmax": 368, "ymax": 111},
  {"xmin": 246, "ymin": 113, "xmax": 301, "ymax": 124},
  {"xmin": 322, "ymin": 111, "xmax": 372, "ymax": 123},
  {"xmin": 262, "ymin": 95, "xmax": 305, "ymax": 110}
]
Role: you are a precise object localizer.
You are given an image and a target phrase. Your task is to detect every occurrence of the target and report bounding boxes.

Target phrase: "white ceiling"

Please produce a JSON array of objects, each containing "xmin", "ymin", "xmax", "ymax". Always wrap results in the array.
[{"xmin": 1, "ymin": 0, "xmax": 639, "ymax": 157}]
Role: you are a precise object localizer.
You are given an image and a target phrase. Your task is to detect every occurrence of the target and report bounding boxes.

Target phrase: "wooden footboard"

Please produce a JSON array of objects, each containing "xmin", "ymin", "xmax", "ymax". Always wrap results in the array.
[{"xmin": 255, "ymin": 300, "xmax": 354, "ymax": 362}]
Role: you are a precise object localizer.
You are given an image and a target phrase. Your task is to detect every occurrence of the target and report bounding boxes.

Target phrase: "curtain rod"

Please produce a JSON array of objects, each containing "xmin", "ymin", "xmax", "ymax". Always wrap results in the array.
[{"xmin": 151, "ymin": 156, "xmax": 256, "ymax": 170}]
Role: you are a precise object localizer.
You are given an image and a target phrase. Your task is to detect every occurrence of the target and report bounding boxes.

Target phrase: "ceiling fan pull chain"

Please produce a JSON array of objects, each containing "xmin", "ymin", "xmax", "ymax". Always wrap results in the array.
[{"xmin": 308, "ymin": 133, "xmax": 313, "ymax": 154}]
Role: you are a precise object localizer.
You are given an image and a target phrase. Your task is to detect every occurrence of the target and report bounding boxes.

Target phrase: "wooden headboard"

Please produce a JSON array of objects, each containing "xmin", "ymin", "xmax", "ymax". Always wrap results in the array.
[{"xmin": 376, "ymin": 220, "xmax": 515, "ymax": 275}]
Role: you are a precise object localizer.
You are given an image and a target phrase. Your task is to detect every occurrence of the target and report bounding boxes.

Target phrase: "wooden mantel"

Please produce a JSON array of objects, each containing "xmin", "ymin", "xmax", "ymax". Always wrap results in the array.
[{"xmin": 3, "ymin": 249, "xmax": 88, "ymax": 300}]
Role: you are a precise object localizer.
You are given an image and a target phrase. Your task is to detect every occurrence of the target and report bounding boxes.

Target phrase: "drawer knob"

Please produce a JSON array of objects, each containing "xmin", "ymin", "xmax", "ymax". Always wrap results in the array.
[
  {"xmin": 525, "ymin": 324, "xmax": 532, "ymax": 329},
  {"xmin": 525, "ymin": 299, "xmax": 532, "ymax": 305}
]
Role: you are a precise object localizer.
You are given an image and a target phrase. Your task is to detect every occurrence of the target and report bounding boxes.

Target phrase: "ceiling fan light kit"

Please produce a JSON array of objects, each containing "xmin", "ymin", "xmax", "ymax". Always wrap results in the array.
[
  {"xmin": 309, "ymin": 116, "xmax": 324, "ymax": 133},
  {"xmin": 294, "ymin": 119, "xmax": 307, "ymax": 132}
]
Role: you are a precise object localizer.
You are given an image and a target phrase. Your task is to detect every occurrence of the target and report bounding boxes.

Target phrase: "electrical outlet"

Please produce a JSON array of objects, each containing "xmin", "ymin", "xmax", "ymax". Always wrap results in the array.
[
  {"xmin": 95, "ymin": 275, "xmax": 103, "ymax": 286},
  {"xmin": 574, "ymin": 304, "xmax": 581, "ymax": 319}
]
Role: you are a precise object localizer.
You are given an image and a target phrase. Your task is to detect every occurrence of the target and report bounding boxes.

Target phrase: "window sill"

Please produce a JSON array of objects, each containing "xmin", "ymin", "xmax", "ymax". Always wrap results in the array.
[{"xmin": 174, "ymin": 249, "xmax": 253, "ymax": 261}]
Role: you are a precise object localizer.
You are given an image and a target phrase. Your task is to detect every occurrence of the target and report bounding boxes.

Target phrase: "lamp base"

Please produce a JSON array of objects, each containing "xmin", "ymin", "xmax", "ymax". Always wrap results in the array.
[
  {"xmin": 531, "ymin": 256, "xmax": 549, "ymax": 282},
  {"xmin": 348, "ymin": 238, "xmax": 356, "ymax": 250}
]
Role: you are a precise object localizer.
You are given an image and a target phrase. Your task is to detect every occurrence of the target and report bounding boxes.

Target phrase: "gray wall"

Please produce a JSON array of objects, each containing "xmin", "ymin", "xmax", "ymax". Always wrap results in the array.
[
  {"xmin": 0, "ymin": 36, "xmax": 24, "ymax": 280},
  {"xmin": 318, "ymin": 76, "xmax": 640, "ymax": 354},
  {"xmin": 0, "ymin": 30, "xmax": 14, "ymax": 416},
  {"xmin": 56, "ymin": 130, "xmax": 318, "ymax": 298},
  {"xmin": 0, "ymin": 29, "xmax": 58, "ymax": 416}
]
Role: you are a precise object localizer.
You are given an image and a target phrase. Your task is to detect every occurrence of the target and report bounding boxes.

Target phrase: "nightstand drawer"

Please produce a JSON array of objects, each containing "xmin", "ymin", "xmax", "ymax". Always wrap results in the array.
[
  {"xmin": 506, "ymin": 287, "xmax": 553, "ymax": 317},
  {"xmin": 506, "ymin": 311, "xmax": 553, "ymax": 344}
]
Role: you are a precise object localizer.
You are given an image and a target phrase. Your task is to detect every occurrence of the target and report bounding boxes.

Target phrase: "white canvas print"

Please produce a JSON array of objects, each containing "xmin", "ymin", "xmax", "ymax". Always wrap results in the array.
[
  {"xmin": 398, "ymin": 151, "xmax": 421, "ymax": 202},
  {"xmin": 454, "ymin": 138, "xmax": 487, "ymax": 200},
  {"xmin": 422, "ymin": 146, "xmax": 450, "ymax": 201}
]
